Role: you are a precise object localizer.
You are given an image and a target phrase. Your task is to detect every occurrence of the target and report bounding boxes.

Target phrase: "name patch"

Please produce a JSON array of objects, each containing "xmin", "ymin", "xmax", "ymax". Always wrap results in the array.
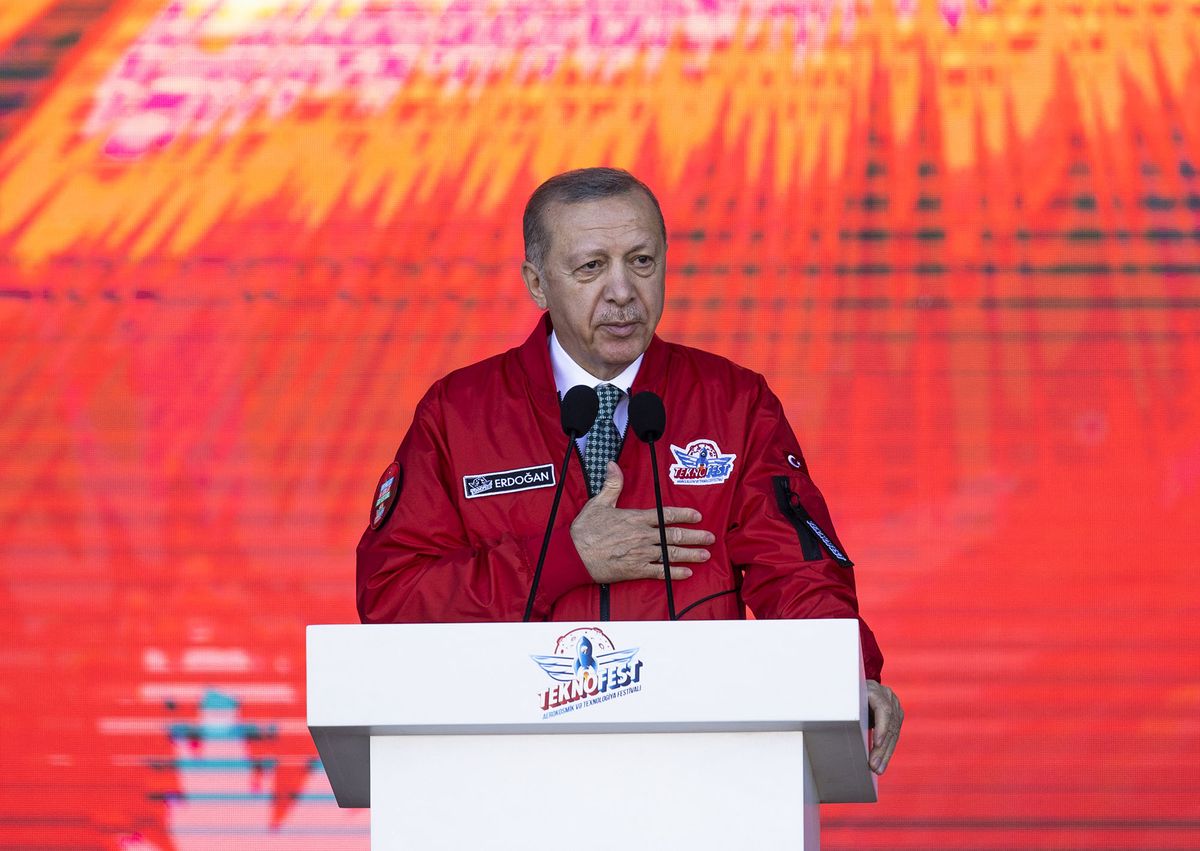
[{"xmin": 463, "ymin": 463, "xmax": 555, "ymax": 499}]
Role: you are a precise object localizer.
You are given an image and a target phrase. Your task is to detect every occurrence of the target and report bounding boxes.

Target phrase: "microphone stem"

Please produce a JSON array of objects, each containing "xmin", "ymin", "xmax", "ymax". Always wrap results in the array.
[
  {"xmin": 647, "ymin": 440, "xmax": 677, "ymax": 621},
  {"xmin": 523, "ymin": 439, "xmax": 576, "ymax": 623}
]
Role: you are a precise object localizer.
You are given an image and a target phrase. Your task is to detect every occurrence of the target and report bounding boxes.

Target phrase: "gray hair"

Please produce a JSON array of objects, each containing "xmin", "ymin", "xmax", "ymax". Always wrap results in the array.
[{"xmin": 522, "ymin": 167, "xmax": 667, "ymax": 269}]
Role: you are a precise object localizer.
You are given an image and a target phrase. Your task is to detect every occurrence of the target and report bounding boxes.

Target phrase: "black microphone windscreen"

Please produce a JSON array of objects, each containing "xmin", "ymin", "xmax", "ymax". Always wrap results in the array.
[
  {"xmin": 561, "ymin": 384, "xmax": 600, "ymax": 438},
  {"xmin": 629, "ymin": 391, "xmax": 666, "ymax": 443}
]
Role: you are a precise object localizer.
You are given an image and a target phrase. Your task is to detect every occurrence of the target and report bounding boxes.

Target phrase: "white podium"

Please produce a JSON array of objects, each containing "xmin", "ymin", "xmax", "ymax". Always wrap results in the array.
[{"xmin": 307, "ymin": 619, "xmax": 876, "ymax": 850}]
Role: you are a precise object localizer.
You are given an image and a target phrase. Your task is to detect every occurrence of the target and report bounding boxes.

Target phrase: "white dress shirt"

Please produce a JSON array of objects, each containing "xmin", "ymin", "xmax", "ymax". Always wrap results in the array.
[{"xmin": 549, "ymin": 331, "xmax": 643, "ymax": 454}]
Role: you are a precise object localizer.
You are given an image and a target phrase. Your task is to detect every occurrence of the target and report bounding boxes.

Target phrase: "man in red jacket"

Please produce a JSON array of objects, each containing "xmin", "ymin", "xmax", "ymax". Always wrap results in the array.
[{"xmin": 357, "ymin": 167, "xmax": 903, "ymax": 773}]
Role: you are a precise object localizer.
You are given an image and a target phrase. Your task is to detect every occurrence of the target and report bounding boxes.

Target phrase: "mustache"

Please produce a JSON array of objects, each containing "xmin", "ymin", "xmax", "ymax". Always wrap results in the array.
[{"xmin": 596, "ymin": 310, "xmax": 645, "ymax": 325}]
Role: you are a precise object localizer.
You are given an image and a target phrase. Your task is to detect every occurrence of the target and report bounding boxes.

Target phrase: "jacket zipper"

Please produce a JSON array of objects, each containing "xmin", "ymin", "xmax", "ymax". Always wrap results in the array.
[
  {"xmin": 772, "ymin": 476, "xmax": 822, "ymax": 561},
  {"xmin": 772, "ymin": 476, "xmax": 855, "ymax": 567}
]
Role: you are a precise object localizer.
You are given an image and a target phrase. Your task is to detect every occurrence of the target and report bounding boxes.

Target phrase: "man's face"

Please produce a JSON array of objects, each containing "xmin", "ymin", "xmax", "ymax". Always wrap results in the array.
[{"xmin": 521, "ymin": 191, "xmax": 666, "ymax": 380}]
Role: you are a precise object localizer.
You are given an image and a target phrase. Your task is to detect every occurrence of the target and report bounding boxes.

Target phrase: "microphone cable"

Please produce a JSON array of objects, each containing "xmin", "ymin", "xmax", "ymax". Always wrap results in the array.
[
  {"xmin": 523, "ymin": 384, "xmax": 599, "ymax": 622},
  {"xmin": 628, "ymin": 391, "xmax": 677, "ymax": 621}
]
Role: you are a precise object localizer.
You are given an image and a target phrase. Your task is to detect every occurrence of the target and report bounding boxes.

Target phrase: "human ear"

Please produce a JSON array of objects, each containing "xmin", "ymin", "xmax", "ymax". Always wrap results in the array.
[{"xmin": 521, "ymin": 261, "xmax": 548, "ymax": 310}]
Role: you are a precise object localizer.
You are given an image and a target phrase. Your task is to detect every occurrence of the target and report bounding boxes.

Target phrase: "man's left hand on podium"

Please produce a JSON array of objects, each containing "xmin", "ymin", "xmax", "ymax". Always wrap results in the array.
[{"xmin": 866, "ymin": 680, "xmax": 903, "ymax": 775}]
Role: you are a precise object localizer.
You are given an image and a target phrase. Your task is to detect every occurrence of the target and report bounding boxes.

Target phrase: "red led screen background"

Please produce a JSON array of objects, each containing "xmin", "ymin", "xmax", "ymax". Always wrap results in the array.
[{"xmin": 1, "ymin": 1, "xmax": 1198, "ymax": 848}]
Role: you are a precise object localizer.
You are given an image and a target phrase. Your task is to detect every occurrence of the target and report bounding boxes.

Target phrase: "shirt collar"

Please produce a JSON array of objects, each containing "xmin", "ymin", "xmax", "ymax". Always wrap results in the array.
[{"xmin": 549, "ymin": 331, "xmax": 643, "ymax": 396}]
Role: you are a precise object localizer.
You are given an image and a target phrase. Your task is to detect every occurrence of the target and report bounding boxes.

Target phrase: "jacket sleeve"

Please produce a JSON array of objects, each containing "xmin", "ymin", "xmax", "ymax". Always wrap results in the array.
[
  {"xmin": 356, "ymin": 383, "xmax": 593, "ymax": 624},
  {"xmin": 725, "ymin": 377, "xmax": 885, "ymax": 681}
]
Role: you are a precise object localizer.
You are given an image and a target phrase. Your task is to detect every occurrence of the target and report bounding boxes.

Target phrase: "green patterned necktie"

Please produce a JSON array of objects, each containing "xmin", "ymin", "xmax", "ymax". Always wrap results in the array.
[{"xmin": 583, "ymin": 383, "xmax": 624, "ymax": 497}]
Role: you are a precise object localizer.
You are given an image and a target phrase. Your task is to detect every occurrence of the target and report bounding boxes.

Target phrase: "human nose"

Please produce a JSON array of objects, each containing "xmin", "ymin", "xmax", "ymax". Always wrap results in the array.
[{"xmin": 603, "ymin": 263, "xmax": 635, "ymax": 304}]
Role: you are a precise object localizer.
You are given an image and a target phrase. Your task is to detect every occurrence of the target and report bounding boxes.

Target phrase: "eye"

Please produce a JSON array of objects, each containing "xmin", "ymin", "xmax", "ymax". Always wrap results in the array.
[{"xmin": 577, "ymin": 259, "xmax": 603, "ymax": 273}]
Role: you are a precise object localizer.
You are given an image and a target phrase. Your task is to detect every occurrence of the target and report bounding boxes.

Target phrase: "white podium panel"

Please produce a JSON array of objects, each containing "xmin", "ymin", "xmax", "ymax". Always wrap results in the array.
[
  {"xmin": 308, "ymin": 619, "xmax": 874, "ymax": 850},
  {"xmin": 371, "ymin": 732, "xmax": 817, "ymax": 851}
]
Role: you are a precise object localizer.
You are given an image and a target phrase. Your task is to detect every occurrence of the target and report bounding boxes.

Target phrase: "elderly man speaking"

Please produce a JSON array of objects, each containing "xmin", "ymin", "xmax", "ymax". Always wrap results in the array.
[{"xmin": 357, "ymin": 167, "xmax": 903, "ymax": 774}]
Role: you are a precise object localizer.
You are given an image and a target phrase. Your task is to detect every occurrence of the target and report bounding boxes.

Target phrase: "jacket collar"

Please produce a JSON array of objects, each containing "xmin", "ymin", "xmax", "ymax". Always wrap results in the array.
[{"xmin": 518, "ymin": 312, "xmax": 669, "ymax": 399}]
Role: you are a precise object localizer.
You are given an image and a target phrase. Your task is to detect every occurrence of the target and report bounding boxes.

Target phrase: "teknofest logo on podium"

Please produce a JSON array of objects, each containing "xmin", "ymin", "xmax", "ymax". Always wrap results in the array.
[{"xmin": 530, "ymin": 628, "xmax": 644, "ymax": 719}]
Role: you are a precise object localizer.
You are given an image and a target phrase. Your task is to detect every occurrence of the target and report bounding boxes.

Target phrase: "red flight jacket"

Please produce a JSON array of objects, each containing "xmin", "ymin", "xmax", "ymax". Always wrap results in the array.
[{"xmin": 357, "ymin": 315, "xmax": 884, "ymax": 681}]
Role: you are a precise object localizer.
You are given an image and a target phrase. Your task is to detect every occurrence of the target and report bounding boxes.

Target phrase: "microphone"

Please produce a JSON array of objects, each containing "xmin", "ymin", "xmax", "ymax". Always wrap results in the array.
[
  {"xmin": 560, "ymin": 383, "xmax": 600, "ymax": 440},
  {"xmin": 628, "ymin": 391, "xmax": 676, "ymax": 621},
  {"xmin": 523, "ymin": 384, "xmax": 599, "ymax": 622}
]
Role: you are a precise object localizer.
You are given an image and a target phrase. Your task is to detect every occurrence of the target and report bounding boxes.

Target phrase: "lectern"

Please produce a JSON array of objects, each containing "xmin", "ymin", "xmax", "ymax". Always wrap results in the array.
[{"xmin": 308, "ymin": 618, "xmax": 876, "ymax": 850}]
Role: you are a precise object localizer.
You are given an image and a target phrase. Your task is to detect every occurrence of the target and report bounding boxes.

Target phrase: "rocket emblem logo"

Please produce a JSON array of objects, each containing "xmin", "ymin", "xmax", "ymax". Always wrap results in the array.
[{"xmin": 668, "ymin": 439, "xmax": 737, "ymax": 486}]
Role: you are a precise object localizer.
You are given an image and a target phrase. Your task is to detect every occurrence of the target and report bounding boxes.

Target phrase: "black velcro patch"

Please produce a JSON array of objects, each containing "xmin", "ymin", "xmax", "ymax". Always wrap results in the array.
[{"xmin": 463, "ymin": 464, "xmax": 555, "ymax": 500}]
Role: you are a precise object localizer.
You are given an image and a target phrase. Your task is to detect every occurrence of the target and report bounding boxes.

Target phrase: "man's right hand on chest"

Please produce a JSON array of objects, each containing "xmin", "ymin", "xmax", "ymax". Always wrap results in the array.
[{"xmin": 569, "ymin": 461, "xmax": 714, "ymax": 584}]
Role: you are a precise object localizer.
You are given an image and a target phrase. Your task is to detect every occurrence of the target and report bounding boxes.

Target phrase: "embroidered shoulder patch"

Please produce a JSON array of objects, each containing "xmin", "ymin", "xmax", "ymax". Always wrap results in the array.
[
  {"xmin": 668, "ymin": 439, "xmax": 737, "ymax": 486},
  {"xmin": 369, "ymin": 462, "xmax": 402, "ymax": 530}
]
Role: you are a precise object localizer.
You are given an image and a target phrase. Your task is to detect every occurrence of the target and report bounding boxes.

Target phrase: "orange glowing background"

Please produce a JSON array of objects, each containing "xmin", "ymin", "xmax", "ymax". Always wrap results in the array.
[{"xmin": 1, "ymin": 1, "xmax": 1198, "ymax": 848}]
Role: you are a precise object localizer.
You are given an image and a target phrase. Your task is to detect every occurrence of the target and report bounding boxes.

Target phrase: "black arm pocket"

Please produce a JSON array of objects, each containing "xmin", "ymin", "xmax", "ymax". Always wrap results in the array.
[{"xmin": 772, "ymin": 476, "xmax": 854, "ymax": 568}]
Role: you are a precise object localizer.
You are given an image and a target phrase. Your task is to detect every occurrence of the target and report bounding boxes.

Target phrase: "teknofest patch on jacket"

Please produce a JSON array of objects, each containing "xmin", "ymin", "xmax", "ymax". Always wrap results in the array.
[
  {"xmin": 463, "ymin": 463, "xmax": 556, "ymax": 499},
  {"xmin": 668, "ymin": 439, "xmax": 737, "ymax": 485}
]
